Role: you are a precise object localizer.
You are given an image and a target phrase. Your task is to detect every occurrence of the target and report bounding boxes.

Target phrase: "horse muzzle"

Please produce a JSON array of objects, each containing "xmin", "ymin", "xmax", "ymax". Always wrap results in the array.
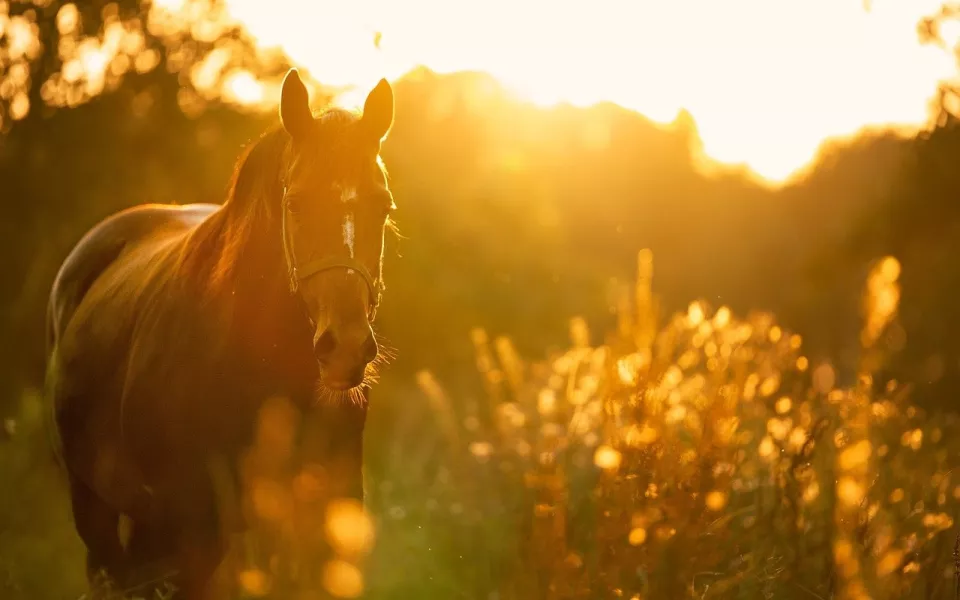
[{"xmin": 313, "ymin": 325, "xmax": 378, "ymax": 390}]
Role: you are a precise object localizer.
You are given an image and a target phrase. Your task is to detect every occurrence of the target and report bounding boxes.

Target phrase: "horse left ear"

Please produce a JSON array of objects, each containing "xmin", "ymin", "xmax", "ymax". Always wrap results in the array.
[
  {"xmin": 280, "ymin": 68, "xmax": 314, "ymax": 142},
  {"xmin": 361, "ymin": 78, "xmax": 394, "ymax": 142}
]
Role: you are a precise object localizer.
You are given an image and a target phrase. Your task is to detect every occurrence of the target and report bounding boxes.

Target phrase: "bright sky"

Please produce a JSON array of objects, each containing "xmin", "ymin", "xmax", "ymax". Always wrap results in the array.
[{"xmin": 197, "ymin": 0, "xmax": 960, "ymax": 185}]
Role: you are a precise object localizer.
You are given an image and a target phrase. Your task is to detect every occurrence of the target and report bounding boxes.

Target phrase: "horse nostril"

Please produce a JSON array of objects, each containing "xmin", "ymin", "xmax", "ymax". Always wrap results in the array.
[
  {"xmin": 313, "ymin": 329, "xmax": 337, "ymax": 361},
  {"xmin": 361, "ymin": 334, "xmax": 379, "ymax": 364}
]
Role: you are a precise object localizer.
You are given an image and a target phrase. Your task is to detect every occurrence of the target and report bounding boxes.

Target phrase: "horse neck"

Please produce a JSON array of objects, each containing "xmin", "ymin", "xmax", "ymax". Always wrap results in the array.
[
  {"xmin": 227, "ymin": 206, "xmax": 289, "ymax": 308},
  {"xmin": 203, "ymin": 197, "xmax": 317, "ymax": 388}
]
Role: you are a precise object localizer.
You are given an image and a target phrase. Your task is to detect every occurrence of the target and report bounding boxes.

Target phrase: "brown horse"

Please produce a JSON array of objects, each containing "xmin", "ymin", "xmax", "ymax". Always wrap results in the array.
[{"xmin": 45, "ymin": 69, "xmax": 396, "ymax": 598}]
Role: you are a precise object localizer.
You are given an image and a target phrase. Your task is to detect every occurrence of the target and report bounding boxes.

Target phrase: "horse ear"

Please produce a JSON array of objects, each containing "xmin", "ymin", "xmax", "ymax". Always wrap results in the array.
[
  {"xmin": 280, "ymin": 68, "xmax": 313, "ymax": 141},
  {"xmin": 361, "ymin": 78, "xmax": 394, "ymax": 142}
]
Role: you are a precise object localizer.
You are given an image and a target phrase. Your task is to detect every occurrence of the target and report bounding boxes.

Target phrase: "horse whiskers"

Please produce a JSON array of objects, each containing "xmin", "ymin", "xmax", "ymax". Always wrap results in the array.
[
  {"xmin": 313, "ymin": 364, "xmax": 380, "ymax": 407},
  {"xmin": 372, "ymin": 335, "xmax": 398, "ymax": 366},
  {"xmin": 371, "ymin": 348, "xmax": 395, "ymax": 369},
  {"xmin": 314, "ymin": 382, "xmax": 368, "ymax": 407}
]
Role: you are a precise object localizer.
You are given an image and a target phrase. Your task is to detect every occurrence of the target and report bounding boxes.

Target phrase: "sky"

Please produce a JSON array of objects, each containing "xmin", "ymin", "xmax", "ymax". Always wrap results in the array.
[{"xmin": 160, "ymin": 0, "xmax": 960, "ymax": 185}]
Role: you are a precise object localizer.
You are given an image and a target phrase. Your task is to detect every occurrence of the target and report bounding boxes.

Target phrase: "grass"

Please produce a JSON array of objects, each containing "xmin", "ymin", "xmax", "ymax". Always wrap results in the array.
[
  {"xmin": 367, "ymin": 250, "xmax": 958, "ymax": 599},
  {"xmin": 1, "ymin": 250, "xmax": 957, "ymax": 599}
]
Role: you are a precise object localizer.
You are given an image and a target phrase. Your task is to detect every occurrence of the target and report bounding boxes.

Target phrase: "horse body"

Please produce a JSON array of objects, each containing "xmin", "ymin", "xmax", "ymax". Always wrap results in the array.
[
  {"xmin": 45, "ymin": 70, "xmax": 394, "ymax": 598},
  {"xmin": 50, "ymin": 199, "xmax": 368, "ymax": 596},
  {"xmin": 49, "ymin": 199, "xmax": 365, "ymax": 593},
  {"xmin": 49, "ymin": 203, "xmax": 221, "ymax": 509}
]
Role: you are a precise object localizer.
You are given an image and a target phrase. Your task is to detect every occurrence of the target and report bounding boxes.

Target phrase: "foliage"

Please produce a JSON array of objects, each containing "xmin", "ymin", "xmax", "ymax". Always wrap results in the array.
[
  {"xmin": 3, "ymin": 233, "xmax": 960, "ymax": 599},
  {"xmin": 363, "ymin": 251, "xmax": 960, "ymax": 600},
  {"xmin": 0, "ymin": 0, "xmax": 295, "ymax": 130}
]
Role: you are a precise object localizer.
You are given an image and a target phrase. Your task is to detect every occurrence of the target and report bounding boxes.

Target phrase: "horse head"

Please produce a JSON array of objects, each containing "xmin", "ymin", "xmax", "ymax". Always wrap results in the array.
[{"xmin": 277, "ymin": 69, "xmax": 395, "ymax": 392}]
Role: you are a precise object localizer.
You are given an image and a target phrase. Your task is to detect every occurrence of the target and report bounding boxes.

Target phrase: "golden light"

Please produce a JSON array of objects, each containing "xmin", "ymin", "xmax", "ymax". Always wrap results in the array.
[
  {"xmin": 813, "ymin": 364, "xmax": 837, "ymax": 394},
  {"xmin": 837, "ymin": 477, "xmax": 866, "ymax": 506},
  {"xmin": 56, "ymin": 4, "xmax": 79, "ymax": 35},
  {"xmin": 766, "ymin": 417, "xmax": 791, "ymax": 441},
  {"xmin": 787, "ymin": 427, "xmax": 808, "ymax": 451},
  {"xmin": 802, "ymin": 481, "xmax": 820, "ymax": 504},
  {"xmin": 758, "ymin": 435, "xmax": 776, "ymax": 460},
  {"xmin": 223, "ymin": 69, "xmax": 264, "ymax": 105},
  {"xmin": 758, "ymin": 376, "xmax": 780, "ymax": 398},
  {"xmin": 625, "ymin": 422, "xmax": 659, "ymax": 446},
  {"xmin": 628, "ymin": 527, "xmax": 647, "ymax": 546},
  {"xmin": 569, "ymin": 317, "xmax": 591, "ymax": 348},
  {"xmin": 324, "ymin": 498, "xmax": 376, "ymax": 558},
  {"xmin": 704, "ymin": 490, "xmax": 728, "ymax": 511},
  {"xmin": 863, "ymin": 256, "xmax": 902, "ymax": 347},
  {"xmin": 616, "ymin": 358, "xmax": 638, "ymax": 386},
  {"xmin": 876, "ymin": 549, "xmax": 905, "ymax": 577},
  {"xmin": 143, "ymin": 0, "xmax": 960, "ymax": 186},
  {"xmin": 839, "ymin": 440, "xmax": 873, "ymax": 471},
  {"xmin": 537, "ymin": 389, "xmax": 557, "ymax": 415},
  {"xmin": 769, "ymin": 326, "xmax": 782, "ymax": 343},
  {"xmin": 238, "ymin": 569, "xmax": 270, "ymax": 597},
  {"xmin": 322, "ymin": 559, "xmax": 364, "ymax": 599},
  {"xmin": 469, "ymin": 440, "xmax": 494, "ymax": 460},
  {"xmin": 687, "ymin": 302, "xmax": 705, "ymax": 327},
  {"xmin": 775, "ymin": 397, "xmax": 792, "ymax": 415},
  {"xmin": 922, "ymin": 512, "xmax": 954, "ymax": 531},
  {"xmin": 901, "ymin": 428, "xmax": 923, "ymax": 450},
  {"xmin": 594, "ymin": 445, "xmax": 622, "ymax": 470},
  {"xmin": 713, "ymin": 306, "xmax": 731, "ymax": 329},
  {"xmin": 154, "ymin": 0, "xmax": 186, "ymax": 9}
]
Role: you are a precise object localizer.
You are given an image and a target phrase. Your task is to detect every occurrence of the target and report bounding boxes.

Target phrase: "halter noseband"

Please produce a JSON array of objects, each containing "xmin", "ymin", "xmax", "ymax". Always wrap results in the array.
[{"xmin": 281, "ymin": 188, "xmax": 381, "ymax": 320}]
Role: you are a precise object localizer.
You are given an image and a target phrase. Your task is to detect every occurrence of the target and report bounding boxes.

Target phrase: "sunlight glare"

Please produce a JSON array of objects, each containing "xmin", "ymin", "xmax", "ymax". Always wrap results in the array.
[
  {"xmin": 223, "ymin": 69, "xmax": 264, "ymax": 105},
  {"xmin": 173, "ymin": 0, "xmax": 960, "ymax": 186}
]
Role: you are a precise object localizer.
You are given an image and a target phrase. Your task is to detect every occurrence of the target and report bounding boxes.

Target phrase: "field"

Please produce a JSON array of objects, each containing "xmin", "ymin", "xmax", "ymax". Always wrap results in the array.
[{"xmin": 2, "ymin": 250, "xmax": 956, "ymax": 600}]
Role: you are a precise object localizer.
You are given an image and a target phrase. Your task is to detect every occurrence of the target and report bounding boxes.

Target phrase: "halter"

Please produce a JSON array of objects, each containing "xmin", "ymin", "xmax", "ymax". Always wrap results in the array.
[{"xmin": 281, "ymin": 187, "xmax": 381, "ymax": 321}]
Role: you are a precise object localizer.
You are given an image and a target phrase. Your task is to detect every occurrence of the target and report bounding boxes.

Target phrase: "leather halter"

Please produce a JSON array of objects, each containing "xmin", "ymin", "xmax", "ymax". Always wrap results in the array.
[{"xmin": 281, "ymin": 187, "xmax": 381, "ymax": 320}]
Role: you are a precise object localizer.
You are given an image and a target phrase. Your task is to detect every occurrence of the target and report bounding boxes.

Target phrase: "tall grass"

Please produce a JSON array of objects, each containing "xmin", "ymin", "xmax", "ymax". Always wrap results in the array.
[
  {"xmin": 369, "ymin": 250, "xmax": 959, "ymax": 600},
  {"xmin": 2, "ymin": 250, "xmax": 958, "ymax": 599}
]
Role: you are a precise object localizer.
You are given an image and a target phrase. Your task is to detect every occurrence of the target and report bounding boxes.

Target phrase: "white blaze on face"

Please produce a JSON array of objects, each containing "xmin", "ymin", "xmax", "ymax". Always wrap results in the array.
[{"xmin": 340, "ymin": 185, "xmax": 358, "ymax": 259}]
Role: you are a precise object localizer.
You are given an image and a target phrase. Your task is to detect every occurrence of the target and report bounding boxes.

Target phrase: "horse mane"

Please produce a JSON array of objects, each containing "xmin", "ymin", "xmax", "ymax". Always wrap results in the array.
[
  {"xmin": 176, "ymin": 124, "xmax": 289, "ymax": 289},
  {"xmin": 213, "ymin": 125, "xmax": 289, "ymax": 283}
]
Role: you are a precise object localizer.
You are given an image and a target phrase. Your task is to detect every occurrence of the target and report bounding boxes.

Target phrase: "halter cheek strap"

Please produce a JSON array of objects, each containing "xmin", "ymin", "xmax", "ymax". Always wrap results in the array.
[{"xmin": 281, "ymin": 189, "xmax": 382, "ymax": 319}]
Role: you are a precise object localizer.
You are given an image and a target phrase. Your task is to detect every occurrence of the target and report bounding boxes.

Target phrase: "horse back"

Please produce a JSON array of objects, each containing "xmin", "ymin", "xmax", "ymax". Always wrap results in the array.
[{"xmin": 47, "ymin": 203, "xmax": 220, "ymax": 352}]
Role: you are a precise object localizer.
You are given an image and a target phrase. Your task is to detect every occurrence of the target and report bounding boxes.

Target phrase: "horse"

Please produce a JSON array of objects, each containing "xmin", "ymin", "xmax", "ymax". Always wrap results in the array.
[{"xmin": 44, "ymin": 68, "xmax": 396, "ymax": 598}]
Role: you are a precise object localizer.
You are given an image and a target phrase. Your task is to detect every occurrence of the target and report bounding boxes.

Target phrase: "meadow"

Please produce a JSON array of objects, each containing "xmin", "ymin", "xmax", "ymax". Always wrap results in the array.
[{"xmin": 3, "ymin": 248, "xmax": 956, "ymax": 600}]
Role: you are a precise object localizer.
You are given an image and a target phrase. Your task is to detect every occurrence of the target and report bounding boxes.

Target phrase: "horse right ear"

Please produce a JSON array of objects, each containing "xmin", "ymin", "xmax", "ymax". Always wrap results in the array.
[{"xmin": 280, "ymin": 68, "xmax": 313, "ymax": 142}]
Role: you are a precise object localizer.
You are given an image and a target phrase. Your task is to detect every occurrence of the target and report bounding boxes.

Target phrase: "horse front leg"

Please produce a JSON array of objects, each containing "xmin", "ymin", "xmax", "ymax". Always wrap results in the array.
[
  {"xmin": 158, "ymin": 466, "xmax": 230, "ymax": 600},
  {"xmin": 170, "ymin": 528, "xmax": 226, "ymax": 600},
  {"xmin": 67, "ymin": 474, "xmax": 128, "ymax": 589}
]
